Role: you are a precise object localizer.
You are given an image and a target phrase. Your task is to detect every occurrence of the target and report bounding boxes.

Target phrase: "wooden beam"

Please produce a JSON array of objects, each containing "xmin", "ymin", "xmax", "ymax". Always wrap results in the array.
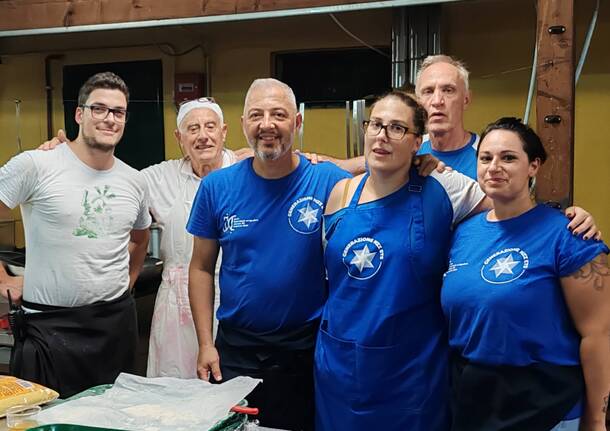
[
  {"xmin": 535, "ymin": 0, "xmax": 575, "ymax": 207},
  {"xmin": 0, "ymin": 0, "xmax": 380, "ymax": 31}
]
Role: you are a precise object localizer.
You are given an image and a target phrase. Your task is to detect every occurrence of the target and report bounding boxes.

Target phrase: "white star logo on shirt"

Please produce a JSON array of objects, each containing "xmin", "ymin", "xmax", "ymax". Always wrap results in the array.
[
  {"xmin": 490, "ymin": 254, "xmax": 519, "ymax": 278},
  {"xmin": 297, "ymin": 203, "xmax": 319, "ymax": 229},
  {"xmin": 350, "ymin": 245, "xmax": 377, "ymax": 273}
]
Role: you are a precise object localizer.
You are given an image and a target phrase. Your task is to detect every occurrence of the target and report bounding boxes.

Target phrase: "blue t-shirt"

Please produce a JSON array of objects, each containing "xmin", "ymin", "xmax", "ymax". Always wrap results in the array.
[
  {"xmin": 441, "ymin": 204, "xmax": 609, "ymax": 366},
  {"xmin": 418, "ymin": 132, "xmax": 479, "ymax": 179},
  {"xmin": 187, "ymin": 155, "xmax": 350, "ymax": 333}
]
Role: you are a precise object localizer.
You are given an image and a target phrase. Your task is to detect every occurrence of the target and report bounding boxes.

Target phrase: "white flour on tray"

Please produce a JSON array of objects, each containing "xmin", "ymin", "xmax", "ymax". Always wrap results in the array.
[{"xmin": 37, "ymin": 373, "xmax": 261, "ymax": 431}]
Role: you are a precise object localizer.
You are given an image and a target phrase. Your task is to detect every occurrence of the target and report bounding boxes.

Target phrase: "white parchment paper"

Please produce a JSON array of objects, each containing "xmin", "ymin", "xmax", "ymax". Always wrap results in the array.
[{"xmin": 37, "ymin": 373, "xmax": 261, "ymax": 431}]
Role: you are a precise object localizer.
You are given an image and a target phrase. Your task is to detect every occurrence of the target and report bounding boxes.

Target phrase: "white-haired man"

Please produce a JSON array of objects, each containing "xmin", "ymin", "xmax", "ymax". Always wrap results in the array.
[
  {"xmin": 415, "ymin": 54, "xmax": 479, "ymax": 179},
  {"xmin": 413, "ymin": 55, "xmax": 597, "ymax": 235},
  {"xmin": 187, "ymin": 78, "xmax": 351, "ymax": 431},
  {"xmin": 143, "ymin": 98, "xmax": 236, "ymax": 378}
]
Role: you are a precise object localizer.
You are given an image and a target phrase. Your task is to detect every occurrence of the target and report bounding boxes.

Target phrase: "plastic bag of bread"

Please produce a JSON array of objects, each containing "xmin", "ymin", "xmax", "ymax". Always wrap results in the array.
[{"xmin": 0, "ymin": 376, "xmax": 58, "ymax": 417}]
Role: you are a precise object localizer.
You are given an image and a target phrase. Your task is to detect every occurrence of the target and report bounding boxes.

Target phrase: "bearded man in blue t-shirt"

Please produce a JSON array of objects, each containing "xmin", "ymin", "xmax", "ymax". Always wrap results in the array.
[{"xmin": 186, "ymin": 78, "xmax": 350, "ymax": 431}]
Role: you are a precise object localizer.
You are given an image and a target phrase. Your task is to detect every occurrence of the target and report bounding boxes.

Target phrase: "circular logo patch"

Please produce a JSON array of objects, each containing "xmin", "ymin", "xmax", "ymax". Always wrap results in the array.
[
  {"xmin": 480, "ymin": 248, "xmax": 529, "ymax": 284},
  {"xmin": 287, "ymin": 196, "xmax": 324, "ymax": 234},
  {"xmin": 342, "ymin": 237, "xmax": 384, "ymax": 280}
]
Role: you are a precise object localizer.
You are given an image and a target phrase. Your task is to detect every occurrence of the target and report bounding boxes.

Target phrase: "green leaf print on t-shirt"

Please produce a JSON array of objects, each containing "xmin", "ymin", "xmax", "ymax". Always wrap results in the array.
[{"xmin": 73, "ymin": 185, "xmax": 117, "ymax": 239}]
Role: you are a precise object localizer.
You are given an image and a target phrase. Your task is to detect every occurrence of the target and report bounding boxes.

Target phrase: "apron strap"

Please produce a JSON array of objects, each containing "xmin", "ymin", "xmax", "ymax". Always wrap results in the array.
[
  {"xmin": 340, "ymin": 178, "xmax": 352, "ymax": 209},
  {"xmin": 406, "ymin": 167, "xmax": 426, "ymax": 255},
  {"xmin": 348, "ymin": 173, "xmax": 369, "ymax": 209},
  {"xmin": 407, "ymin": 166, "xmax": 425, "ymax": 192}
]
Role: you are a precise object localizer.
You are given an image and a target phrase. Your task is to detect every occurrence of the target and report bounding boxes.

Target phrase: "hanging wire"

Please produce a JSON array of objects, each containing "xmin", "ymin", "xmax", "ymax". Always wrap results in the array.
[
  {"xmin": 523, "ymin": 0, "xmax": 541, "ymax": 125},
  {"xmin": 156, "ymin": 43, "xmax": 203, "ymax": 57},
  {"xmin": 329, "ymin": 13, "xmax": 390, "ymax": 59},
  {"xmin": 14, "ymin": 100, "xmax": 23, "ymax": 154},
  {"xmin": 575, "ymin": 0, "xmax": 599, "ymax": 83},
  {"xmin": 524, "ymin": 0, "xmax": 600, "ymax": 123},
  {"xmin": 523, "ymin": 44, "xmax": 537, "ymax": 125}
]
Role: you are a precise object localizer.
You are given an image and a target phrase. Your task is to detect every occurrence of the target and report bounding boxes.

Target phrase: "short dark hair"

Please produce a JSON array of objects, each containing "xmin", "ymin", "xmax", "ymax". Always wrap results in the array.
[
  {"xmin": 478, "ymin": 117, "xmax": 547, "ymax": 164},
  {"xmin": 77, "ymin": 72, "xmax": 130, "ymax": 106},
  {"xmin": 370, "ymin": 90, "xmax": 428, "ymax": 136}
]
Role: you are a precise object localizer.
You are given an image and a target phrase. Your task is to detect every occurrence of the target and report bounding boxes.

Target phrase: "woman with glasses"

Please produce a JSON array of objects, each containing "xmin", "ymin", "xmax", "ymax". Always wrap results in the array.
[
  {"xmin": 441, "ymin": 118, "xmax": 609, "ymax": 431},
  {"xmin": 314, "ymin": 91, "xmax": 490, "ymax": 430}
]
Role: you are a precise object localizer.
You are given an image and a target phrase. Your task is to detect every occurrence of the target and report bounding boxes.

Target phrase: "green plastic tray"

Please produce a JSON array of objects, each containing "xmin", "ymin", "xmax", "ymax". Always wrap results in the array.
[
  {"xmin": 25, "ymin": 426, "xmax": 118, "ymax": 431},
  {"xmin": 28, "ymin": 385, "xmax": 248, "ymax": 431}
]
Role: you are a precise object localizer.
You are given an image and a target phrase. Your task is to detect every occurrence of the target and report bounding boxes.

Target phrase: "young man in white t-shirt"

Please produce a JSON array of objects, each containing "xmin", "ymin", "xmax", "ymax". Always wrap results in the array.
[{"xmin": 0, "ymin": 72, "xmax": 151, "ymax": 397}]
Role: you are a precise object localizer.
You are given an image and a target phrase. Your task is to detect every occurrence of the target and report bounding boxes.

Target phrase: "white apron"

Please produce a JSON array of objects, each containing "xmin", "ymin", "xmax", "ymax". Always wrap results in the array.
[{"xmin": 145, "ymin": 152, "xmax": 235, "ymax": 378}]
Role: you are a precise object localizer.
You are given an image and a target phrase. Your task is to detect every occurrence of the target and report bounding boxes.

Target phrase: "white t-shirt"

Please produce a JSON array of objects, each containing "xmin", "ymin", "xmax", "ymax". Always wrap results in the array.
[{"xmin": 0, "ymin": 144, "xmax": 151, "ymax": 307}]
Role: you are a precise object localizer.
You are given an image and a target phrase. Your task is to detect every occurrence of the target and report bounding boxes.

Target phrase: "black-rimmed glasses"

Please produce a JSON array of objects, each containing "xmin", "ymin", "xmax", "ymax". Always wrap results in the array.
[
  {"xmin": 81, "ymin": 104, "xmax": 129, "ymax": 123},
  {"xmin": 363, "ymin": 120, "xmax": 418, "ymax": 140}
]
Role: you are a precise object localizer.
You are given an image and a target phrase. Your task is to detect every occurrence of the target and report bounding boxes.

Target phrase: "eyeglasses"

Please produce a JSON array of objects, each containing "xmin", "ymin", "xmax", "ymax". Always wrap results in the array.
[
  {"xmin": 178, "ymin": 97, "xmax": 217, "ymax": 107},
  {"xmin": 81, "ymin": 104, "xmax": 129, "ymax": 123},
  {"xmin": 363, "ymin": 120, "xmax": 418, "ymax": 140}
]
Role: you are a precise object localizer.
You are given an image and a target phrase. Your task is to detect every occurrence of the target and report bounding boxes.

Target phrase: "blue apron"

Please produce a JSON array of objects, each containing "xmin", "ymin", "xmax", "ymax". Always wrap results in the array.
[{"xmin": 315, "ymin": 171, "xmax": 450, "ymax": 431}]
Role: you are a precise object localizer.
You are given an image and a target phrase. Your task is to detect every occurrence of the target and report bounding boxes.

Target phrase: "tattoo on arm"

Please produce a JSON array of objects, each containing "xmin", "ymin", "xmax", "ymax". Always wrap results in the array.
[
  {"xmin": 603, "ymin": 395, "xmax": 608, "ymax": 413},
  {"xmin": 569, "ymin": 254, "xmax": 609, "ymax": 291}
]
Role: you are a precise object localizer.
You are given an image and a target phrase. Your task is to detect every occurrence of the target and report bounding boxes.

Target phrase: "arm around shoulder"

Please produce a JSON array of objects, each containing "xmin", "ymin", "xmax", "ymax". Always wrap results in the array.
[
  {"xmin": 433, "ymin": 170, "xmax": 490, "ymax": 224},
  {"xmin": 300, "ymin": 151, "xmax": 366, "ymax": 176},
  {"xmin": 333, "ymin": 155, "xmax": 366, "ymax": 175},
  {"xmin": 468, "ymin": 196, "xmax": 493, "ymax": 218},
  {"xmin": 561, "ymin": 253, "xmax": 610, "ymax": 430}
]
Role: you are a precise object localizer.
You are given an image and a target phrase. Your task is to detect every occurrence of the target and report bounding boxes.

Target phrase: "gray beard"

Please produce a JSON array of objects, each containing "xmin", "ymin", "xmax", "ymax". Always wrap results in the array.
[{"xmin": 249, "ymin": 140, "xmax": 284, "ymax": 161}]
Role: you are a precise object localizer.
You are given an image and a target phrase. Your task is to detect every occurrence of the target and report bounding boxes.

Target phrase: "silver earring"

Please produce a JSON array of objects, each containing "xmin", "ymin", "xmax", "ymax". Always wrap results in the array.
[{"xmin": 529, "ymin": 176, "xmax": 536, "ymax": 195}]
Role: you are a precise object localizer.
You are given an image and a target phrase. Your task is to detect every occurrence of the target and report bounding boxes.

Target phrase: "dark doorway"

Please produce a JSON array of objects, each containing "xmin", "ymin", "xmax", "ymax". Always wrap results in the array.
[
  {"xmin": 62, "ymin": 60, "xmax": 165, "ymax": 170},
  {"xmin": 274, "ymin": 47, "xmax": 391, "ymax": 107}
]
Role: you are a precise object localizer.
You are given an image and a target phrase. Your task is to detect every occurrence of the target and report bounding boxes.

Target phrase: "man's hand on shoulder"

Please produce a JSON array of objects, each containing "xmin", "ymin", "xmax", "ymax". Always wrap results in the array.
[
  {"xmin": 38, "ymin": 129, "xmax": 68, "ymax": 151},
  {"xmin": 295, "ymin": 149, "xmax": 321, "ymax": 165},
  {"xmin": 413, "ymin": 154, "xmax": 452, "ymax": 176},
  {"xmin": 564, "ymin": 206, "xmax": 602, "ymax": 240}
]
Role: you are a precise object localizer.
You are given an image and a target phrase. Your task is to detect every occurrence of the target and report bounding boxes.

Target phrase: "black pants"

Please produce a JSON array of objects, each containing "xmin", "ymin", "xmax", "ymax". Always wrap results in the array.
[
  {"xmin": 450, "ymin": 354, "xmax": 584, "ymax": 431},
  {"xmin": 10, "ymin": 291, "xmax": 138, "ymax": 398},
  {"xmin": 214, "ymin": 322, "xmax": 317, "ymax": 431}
]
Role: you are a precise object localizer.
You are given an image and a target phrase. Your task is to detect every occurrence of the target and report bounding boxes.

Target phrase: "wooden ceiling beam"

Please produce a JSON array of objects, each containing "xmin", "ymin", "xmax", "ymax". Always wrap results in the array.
[
  {"xmin": 535, "ymin": 0, "xmax": 575, "ymax": 207},
  {"xmin": 0, "ymin": 0, "xmax": 380, "ymax": 31}
]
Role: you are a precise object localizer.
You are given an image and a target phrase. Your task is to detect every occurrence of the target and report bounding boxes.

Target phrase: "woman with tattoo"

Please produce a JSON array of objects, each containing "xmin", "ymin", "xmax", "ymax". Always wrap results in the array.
[{"xmin": 441, "ymin": 117, "xmax": 610, "ymax": 431}]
